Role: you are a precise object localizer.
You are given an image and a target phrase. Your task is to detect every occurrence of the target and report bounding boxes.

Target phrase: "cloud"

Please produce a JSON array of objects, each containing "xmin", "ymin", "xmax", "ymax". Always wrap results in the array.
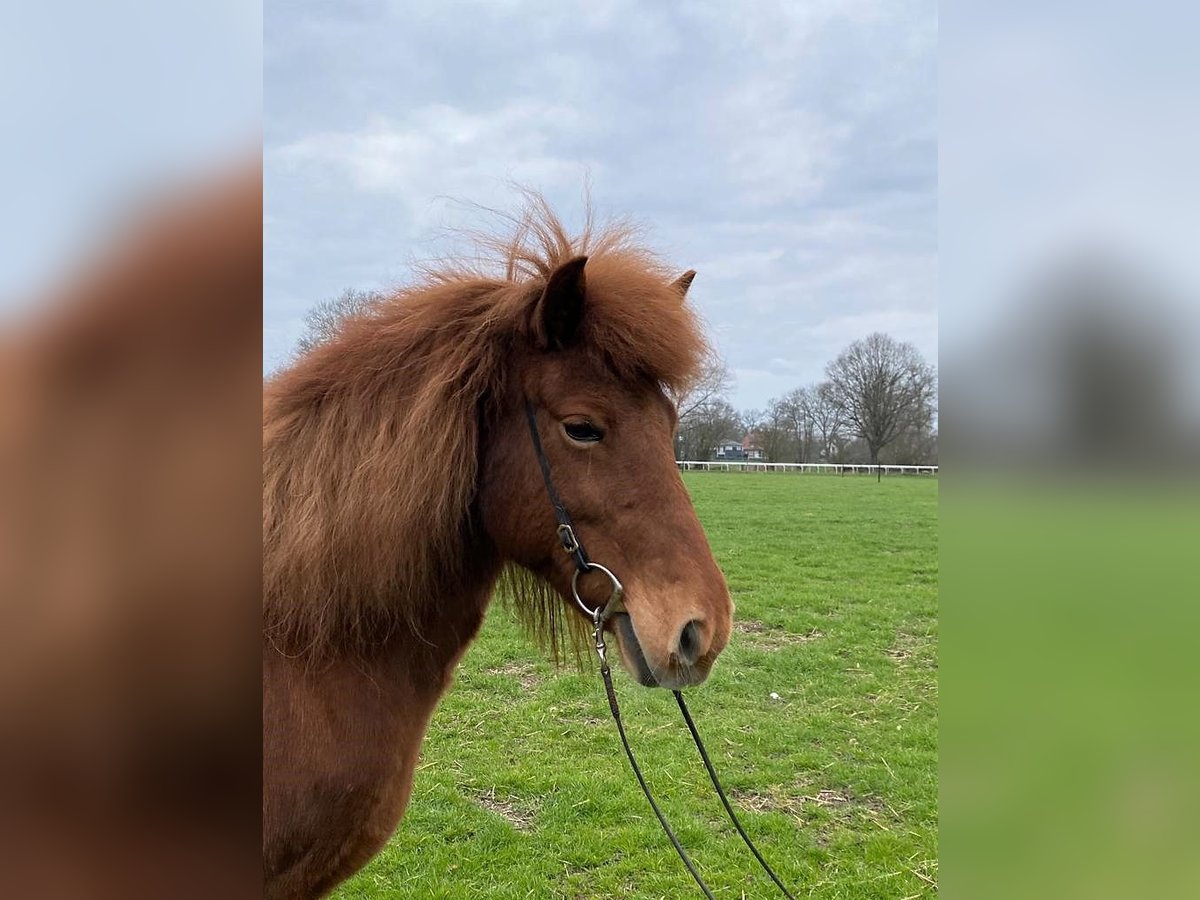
[
  {"xmin": 274, "ymin": 102, "xmax": 597, "ymax": 206},
  {"xmin": 713, "ymin": 85, "xmax": 849, "ymax": 209},
  {"xmin": 264, "ymin": 1, "xmax": 937, "ymax": 408}
]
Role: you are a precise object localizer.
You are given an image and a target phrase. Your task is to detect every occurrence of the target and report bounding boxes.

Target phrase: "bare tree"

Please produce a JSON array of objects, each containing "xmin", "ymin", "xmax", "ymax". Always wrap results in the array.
[
  {"xmin": 751, "ymin": 403, "xmax": 796, "ymax": 463},
  {"xmin": 674, "ymin": 353, "xmax": 734, "ymax": 426},
  {"xmin": 754, "ymin": 390, "xmax": 809, "ymax": 462},
  {"xmin": 295, "ymin": 288, "xmax": 386, "ymax": 356},
  {"xmin": 824, "ymin": 333, "xmax": 936, "ymax": 467},
  {"xmin": 671, "ymin": 353, "xmax": 738, "ymax": 461},
  {"xmin": 882, "ymin": 425, "xmax": 939, "ymax": 466},
  {"xmin": 809, "ymin": 381, "xmax": 848, "ymax": 462},
  {"xmin": 676, "ymin": 398, "xmax": 741, "ymax": 462},
  {"xmin": 763, "ymin": 384, "xmax": 847, "ymax": 463}
]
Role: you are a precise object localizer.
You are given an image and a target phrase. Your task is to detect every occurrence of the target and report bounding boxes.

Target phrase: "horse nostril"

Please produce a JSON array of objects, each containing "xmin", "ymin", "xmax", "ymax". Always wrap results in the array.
[{"xmin": 677, "ymin": 619, "xmax": 705, "ymax": 667}]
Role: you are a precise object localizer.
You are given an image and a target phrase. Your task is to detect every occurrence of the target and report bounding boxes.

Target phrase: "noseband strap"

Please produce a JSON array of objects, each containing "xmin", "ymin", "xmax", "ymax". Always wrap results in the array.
[{"xmin": 523, "ymin": 397, "xmax": 795, "ymax": 899}]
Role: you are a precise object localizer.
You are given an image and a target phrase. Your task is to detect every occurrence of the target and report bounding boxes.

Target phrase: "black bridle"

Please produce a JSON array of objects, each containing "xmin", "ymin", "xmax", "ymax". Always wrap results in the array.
[{"xmin": 523, "ymin": 401, "xmax": 796, "ymax": 899}]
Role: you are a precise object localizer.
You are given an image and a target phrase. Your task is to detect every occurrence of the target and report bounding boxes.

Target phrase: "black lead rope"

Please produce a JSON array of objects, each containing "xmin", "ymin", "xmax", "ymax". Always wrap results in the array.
[
  {"xmin": 524, "ymin": 399, "xmax": 795, "ymax": 899},
  {"xmin": 600, "ymin": 656, "xmax": 717, "ymax": 899},
  {"xmin": 674, "ymin": 690, "xmax": 797, "ymax": 900}
]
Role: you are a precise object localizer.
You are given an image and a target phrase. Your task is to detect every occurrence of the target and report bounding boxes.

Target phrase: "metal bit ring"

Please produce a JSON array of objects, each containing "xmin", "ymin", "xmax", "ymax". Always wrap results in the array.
[{"xmin": 571, "ymin": 562, "xmax": 624, "ymax": 623}]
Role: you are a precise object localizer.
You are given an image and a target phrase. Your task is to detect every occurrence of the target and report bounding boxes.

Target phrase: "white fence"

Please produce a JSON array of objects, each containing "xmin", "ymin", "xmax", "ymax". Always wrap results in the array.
[{"xmin": 677, "ymin": 461, "xmax": 938, "ymax": 476}]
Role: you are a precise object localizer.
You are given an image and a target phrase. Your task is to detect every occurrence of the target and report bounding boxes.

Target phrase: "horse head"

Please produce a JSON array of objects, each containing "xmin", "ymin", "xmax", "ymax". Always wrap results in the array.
[{"xmin": 480, "ymin": 255, "xmax": 733, "ymax": 688}]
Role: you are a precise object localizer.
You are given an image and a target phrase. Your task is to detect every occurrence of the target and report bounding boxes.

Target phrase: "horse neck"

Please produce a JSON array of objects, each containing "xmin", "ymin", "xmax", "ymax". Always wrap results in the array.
[
  {"xmin": 265, "ymin": 516, "xmax": 503, "ymax": 693},
  {"xmin": 373, "ymin": 540, "xmax": 501, "ymax": 693}
]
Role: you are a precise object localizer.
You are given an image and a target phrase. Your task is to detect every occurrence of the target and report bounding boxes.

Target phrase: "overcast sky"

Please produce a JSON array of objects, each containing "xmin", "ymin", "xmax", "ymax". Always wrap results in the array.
[{"xmin": 265, "ymin": 0, "xmax": 937, "ymax": 411}]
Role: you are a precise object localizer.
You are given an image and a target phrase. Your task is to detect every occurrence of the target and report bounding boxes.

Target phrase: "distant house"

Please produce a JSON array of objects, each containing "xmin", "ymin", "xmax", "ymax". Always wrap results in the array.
[
  {"xmin": 712, "ymin": 433, "xmax": 766, "ymax": 461},
  {"xmin": 713, "ymin": 438, "xmax": 743, "ymax": 459}
]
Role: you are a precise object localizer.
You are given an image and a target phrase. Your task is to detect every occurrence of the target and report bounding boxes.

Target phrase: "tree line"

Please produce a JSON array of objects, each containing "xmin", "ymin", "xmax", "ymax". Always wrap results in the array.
[
  {"xmin": 677, "ymin": 332, "xmax": 938, "ymax": 466},
  {"xmin": 296, "ymin": 291, "xmax": 937, "ymax": 467}
]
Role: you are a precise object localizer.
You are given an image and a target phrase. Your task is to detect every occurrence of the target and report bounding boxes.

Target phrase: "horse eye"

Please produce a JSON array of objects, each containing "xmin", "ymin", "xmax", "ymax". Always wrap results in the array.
[{"xmin": 563, "ymin": 421, "xmax": 603, "ymax": 443}]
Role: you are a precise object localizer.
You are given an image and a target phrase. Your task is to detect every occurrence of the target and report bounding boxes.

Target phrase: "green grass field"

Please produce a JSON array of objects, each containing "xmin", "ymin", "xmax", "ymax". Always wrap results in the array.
[{"xmin": 334, "ymin": 473, "xmax": 938, "ymax": 899}]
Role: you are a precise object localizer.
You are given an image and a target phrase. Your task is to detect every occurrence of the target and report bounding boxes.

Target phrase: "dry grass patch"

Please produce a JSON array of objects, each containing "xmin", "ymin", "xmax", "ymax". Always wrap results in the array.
[
  {"xmin": 729, "ymin": 785, "xmax": 874, "ymax": 816},
  {"xmin": 733, "ymin": 619, "xmax": 824, "ymax": 650},
  {"xmin": 729, "ymin": 782, "xmax": 895, "ymax": 836},
  {"xmin": 486, "ymin": 660, "xmax": 541, "ymax": 690},
  {"xmin": 471, "ymin": 787, "xmax": 537, "ymax": 831},
  {"xmin": 886, "ymin": 630, "xmax": 935, "ymax": 668},
  {"xmin": 729, "ymin": 786, "xmax": 806, "ymax": 818}
]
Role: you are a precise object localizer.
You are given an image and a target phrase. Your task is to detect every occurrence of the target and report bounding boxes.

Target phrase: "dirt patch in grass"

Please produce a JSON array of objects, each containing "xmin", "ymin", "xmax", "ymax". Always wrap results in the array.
[
  {"xmin": 471, "ymin": 788, "xmax": 537, "ymax": 831},
  {"xmin": 886, "ymin": 630, "xmax": 935, "ymax": 668},
  {"xmin": 734, "ymin": 619, "xmax": 824, "ymax": 650},
  {"xmin": 730, "ymin": 784, "xmax": 891, "ymax": 822},
  {"xmin": 486, "ymin": 660, "xmax": 541, "ymax": 690},
  {"xmin": 730, "ymin": 786, "xmax": 806, "ymax": 817}
]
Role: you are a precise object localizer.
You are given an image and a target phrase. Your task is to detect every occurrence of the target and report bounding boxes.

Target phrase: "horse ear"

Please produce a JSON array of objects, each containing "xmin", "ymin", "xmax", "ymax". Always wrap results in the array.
[
  {"xmin": 534, "ymin": 255, "xmax": 588, "ymax": 350},
  {"xmin": 672, "ymin": 270, "xmax": 697, "ymax": 300}
]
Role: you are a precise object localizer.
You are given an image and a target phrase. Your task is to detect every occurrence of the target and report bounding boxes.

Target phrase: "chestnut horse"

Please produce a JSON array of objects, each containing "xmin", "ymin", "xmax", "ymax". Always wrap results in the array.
[{"xmin": 262, "ymin": 204, "xmax": 734, "ymax": 898}]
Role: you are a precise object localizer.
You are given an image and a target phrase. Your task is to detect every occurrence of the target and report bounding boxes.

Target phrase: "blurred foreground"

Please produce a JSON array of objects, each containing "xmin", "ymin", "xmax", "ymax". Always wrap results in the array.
[
  {"xmin": 942, "ymin": 4, "xmax": 1200, "ymax": 897},
  {"xmin": 0, "ymin": 166, "xmax": 262, "ymax": 899}
]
